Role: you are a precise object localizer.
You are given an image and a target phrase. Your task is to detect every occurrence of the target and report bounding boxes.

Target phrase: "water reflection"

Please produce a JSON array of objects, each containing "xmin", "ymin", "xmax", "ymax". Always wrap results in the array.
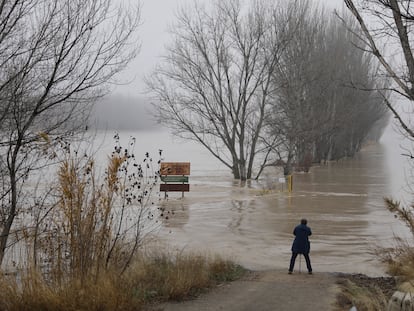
[{"xmin": 158, "ymin": 200, "xmax": 189, "ymax": 229}]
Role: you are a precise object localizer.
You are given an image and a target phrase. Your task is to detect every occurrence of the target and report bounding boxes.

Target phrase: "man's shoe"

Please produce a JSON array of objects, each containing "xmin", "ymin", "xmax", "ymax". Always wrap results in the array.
[
  {"xmin": 308, "ymin": 271, "xmax": 313, "ymax": 275},
  {"xmin": 288, "ymin": 271, "xmax": 292, "ymax": 274}
]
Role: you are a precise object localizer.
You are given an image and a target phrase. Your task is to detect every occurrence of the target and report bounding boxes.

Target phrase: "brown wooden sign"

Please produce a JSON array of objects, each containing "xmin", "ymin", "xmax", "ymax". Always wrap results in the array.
[
  {"xmin": 160, "ymin": 184, "xmax": 190, "ymax": 192},
  {"xmin": 160, "ymin": 162, "xmax": 190, "ymax": 176}
]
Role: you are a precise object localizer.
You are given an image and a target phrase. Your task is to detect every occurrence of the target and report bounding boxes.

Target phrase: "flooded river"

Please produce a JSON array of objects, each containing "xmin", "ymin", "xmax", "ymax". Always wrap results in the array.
[
  {"xmin": 4, "ymin": 126, "xmax": 412, "ymax": 276},
  {"xmin": 143, "ymin": 126, "xmax": 413, "ymax": 276}
]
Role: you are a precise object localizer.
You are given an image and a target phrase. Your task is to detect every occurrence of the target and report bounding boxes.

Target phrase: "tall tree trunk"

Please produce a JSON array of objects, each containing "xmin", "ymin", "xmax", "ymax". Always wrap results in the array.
[{"xmin": 0, "ymin": 156, "xmax": 17, "ymax": 265}]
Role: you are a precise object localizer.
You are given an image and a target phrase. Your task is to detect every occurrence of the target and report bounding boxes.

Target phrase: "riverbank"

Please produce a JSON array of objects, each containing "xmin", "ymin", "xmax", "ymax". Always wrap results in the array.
[{"xmin": 150, "ymin": 269, "xmax": 396, "ymax": 311}]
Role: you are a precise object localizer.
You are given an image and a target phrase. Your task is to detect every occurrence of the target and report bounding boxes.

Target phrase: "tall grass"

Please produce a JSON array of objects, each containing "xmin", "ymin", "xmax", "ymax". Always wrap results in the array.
[
  {"xmin": 32, "ymin": 135, "xmax": 161, "ymax": 282},
  {"xmin": 336, "ymin": 278, "xmax": 388, "ymax": 311},
  {"xmin": 130, "ymin": 251, "xmax": 245, "ymax": 301},
  {"xmin": 0, "ymin": 251, "xmax": 245, "ymax": 311},
  {"xmin": 335, "ymin": 197, "xmax": 414, "ymax": 310},
  {"xmin": 0, "ymin": 136, "xmax": 245, "ymax": 310},
  {"xmin": 382, "ymin": 198, "xmax": 414, "ymax": 280}
]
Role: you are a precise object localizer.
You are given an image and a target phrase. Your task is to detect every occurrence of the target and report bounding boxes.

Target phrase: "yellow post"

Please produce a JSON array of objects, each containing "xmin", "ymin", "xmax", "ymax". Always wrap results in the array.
[{"xmin": 287, "ymin": 175, "xmax": 293, "ymax": 193}]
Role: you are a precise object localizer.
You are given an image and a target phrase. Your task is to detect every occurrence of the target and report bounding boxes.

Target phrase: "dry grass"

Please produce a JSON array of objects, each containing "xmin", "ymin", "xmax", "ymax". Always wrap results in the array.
[
  {"xmin": 336, "ymin": 273, "xmax": 396, "ymax": 311},
  {"xmin": 334, "ymin": 197, "xmax": 414, "ymax": 310},
  {"xmin": 380, "ymin": 242, "xmax": 414, "ymax": 281},
  {"xmin": 337, "ymin": 280, "xmax": 386, "ymax": 311},
  {"xmin": 0, "ymin": 271, "xmax": 138, "ymax": 311},
  {"xmin": 382, "ymin": 198, "xmax": 414, "ymax": 281},
  {"xmin": 0, "ymin": 251, "xmax": 245, "ymax": 311},
  {"xmin": 0, "ymin": 138, "xmax": 246, "ymax": 310},
  {"xmin": 128, "ymin": 251, "xmax": 245, "ymax": 301},
  {"xmin": 37, "ymin": 141, "xmax": 160, "ymax": 281}
]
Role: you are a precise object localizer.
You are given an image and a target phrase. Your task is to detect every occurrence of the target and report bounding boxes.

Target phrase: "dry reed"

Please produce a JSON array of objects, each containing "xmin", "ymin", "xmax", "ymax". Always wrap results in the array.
[
  {"xmin": 0, "ymin": 137, "xmax": 245, "ymax": 310},
  {"xmin": 0, "ymin": 251, "xmax": 245, "ymax": 311}
]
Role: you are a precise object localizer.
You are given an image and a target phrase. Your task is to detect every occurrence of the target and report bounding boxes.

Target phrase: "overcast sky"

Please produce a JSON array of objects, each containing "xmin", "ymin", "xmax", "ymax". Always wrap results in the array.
[{"xmin": 114, "ymin": 0, "xmax": 346, "ymax": 97}]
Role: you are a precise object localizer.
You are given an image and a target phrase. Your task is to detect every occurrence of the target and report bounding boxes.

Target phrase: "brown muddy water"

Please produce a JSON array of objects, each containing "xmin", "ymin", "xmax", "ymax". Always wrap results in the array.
[
  {"xmin": 155, "ymin": 127, "xmax": 413, "ymax": 276},
  {"xmin": 3, "ymin": 127, "xmax": 412, "ymax": 276}
]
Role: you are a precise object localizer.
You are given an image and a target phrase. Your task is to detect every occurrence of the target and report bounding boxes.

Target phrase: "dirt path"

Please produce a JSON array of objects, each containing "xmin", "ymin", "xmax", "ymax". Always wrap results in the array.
[{"xmin": 150, "ymin": 270, "xmax": 341, "ymax": 311}]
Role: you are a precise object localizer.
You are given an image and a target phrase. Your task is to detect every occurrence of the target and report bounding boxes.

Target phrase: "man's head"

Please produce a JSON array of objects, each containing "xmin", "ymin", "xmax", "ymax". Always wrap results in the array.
[{"xmin": 301, "ymin": 218, "xmax": 307, "ymax": 225}]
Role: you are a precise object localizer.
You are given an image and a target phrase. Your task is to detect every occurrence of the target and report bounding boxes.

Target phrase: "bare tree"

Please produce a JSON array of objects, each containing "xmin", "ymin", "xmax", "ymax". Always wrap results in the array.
[
  {"xmin": 343, "ymin": 0, "xmax": 414, "ymax": 278},
  {"xmin": 344, "ymin": 0, "xmax": 414, "ymax": 141},
  {"xmin": 0, "ymin": 0, "xmax": 141, "ymax": 265},
  {"xmin": 147, "ymin": 0, "xmax": 295, "ymax": 180},
  {"xmin": 264, "ymin": 0, "xmax": 330, "ymax": 174},
  {"xmin": 265, "ymin": 1, "xmax": 389, "ymax": 174},
  {"xmin": 312, "ymin": 14, "xmax": 389, "ymax": 161}
]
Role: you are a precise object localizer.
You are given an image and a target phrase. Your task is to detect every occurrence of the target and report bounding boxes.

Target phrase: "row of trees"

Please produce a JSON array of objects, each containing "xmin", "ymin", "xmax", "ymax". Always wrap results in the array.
[
  {"xmin": 266, "ymin": 1, "xmax": 389, "ymax": 174},
  {"xmin": 148, "ymin": 0, "xmax": 390, "ymax": 180}
]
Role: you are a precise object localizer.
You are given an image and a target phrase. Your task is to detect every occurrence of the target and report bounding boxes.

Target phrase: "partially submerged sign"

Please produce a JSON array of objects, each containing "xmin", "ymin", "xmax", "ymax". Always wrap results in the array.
[
  {"xmin": 160, "ymin": 162, "xmax": 190, "ymax": 176},
  {"xmin": 160, "ymin": 162, "xmax": 190, "ymax": 196}
]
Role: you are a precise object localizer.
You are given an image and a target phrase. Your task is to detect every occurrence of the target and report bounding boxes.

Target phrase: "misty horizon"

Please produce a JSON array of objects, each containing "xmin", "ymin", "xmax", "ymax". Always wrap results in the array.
[{"xmin": 89, "ymin": 94, "xmax": 159, "ymax": 131}]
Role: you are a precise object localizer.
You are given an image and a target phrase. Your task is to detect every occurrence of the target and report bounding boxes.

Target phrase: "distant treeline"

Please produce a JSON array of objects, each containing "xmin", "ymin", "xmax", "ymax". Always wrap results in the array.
[{"xmin": 89, "ymin": 95, "xmax": 158, "ymax": 130}]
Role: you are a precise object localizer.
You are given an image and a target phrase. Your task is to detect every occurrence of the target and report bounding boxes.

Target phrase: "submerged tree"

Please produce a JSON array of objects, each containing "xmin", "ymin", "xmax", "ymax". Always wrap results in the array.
[
  {"xmin": 264, "ymin": 1, "xmax": 389, "ymax": 175},
  {"xmin": 0, "ymin": 0, "xmax": 141, "ymax": 266},
  {"xmin": 149, "ymin": 0, "xmax": 389, "ymax": 180},
  {"xmin": 147, "ymin": 0, "xmax": 295, "ymax": 180}
]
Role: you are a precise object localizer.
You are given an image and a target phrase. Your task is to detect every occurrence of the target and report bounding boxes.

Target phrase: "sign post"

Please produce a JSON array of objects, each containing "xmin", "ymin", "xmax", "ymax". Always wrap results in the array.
[{"xmin": 287, "ymin": 175, "xmax": 293, "ymax": 193}]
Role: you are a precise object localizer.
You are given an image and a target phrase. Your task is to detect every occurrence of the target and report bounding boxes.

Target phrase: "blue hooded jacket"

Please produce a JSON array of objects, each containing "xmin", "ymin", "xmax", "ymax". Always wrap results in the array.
[{"xmin": 291, "ymin": 223, "xmax": 312, "ymax": 254}]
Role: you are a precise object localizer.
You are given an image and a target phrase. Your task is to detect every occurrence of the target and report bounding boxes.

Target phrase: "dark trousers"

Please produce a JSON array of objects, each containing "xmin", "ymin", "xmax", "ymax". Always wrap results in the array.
[{"xmin": 289, "ymin": 252, "xmax": 312, "ymax": 272}]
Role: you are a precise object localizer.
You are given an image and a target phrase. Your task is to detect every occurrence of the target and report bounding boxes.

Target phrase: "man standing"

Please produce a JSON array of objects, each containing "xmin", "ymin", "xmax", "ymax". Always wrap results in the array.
[{"xmin": 288, "ymin": 218, "xmax": 312, "ymax": 274}]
